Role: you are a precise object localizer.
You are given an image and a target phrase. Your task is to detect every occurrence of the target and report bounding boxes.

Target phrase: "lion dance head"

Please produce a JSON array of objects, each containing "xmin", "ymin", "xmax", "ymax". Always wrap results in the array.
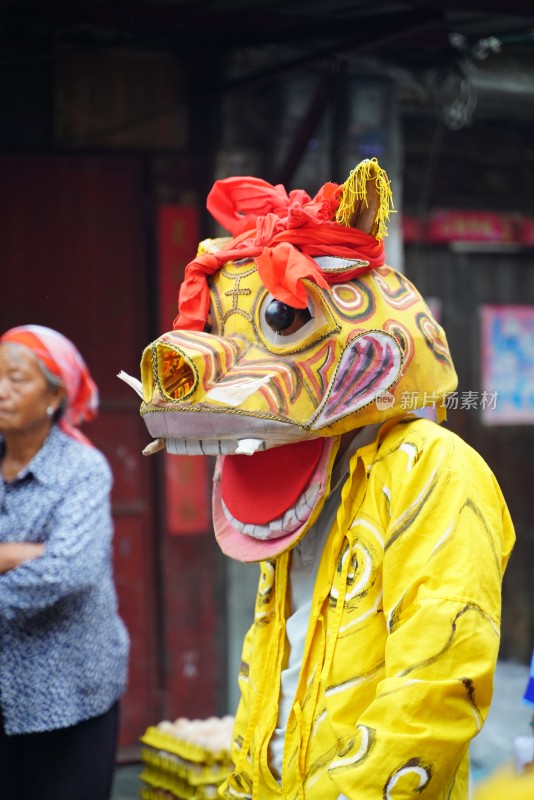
[{"xmin": 123, "ymin": 159, "xmax": 457, "ymax": 562}]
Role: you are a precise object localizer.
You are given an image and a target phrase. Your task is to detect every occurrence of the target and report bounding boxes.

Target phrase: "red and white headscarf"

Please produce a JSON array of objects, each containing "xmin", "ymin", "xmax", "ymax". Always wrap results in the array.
[{"xmin": 0, "ymin": 324, "xmax": 98, "ymax": 446}]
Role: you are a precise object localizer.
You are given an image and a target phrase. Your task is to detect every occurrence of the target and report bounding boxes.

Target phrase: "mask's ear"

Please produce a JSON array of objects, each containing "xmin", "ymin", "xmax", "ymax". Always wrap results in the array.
[{"xmin": 335, "ymin": 158, "xmax": 393, "ymax": 241}]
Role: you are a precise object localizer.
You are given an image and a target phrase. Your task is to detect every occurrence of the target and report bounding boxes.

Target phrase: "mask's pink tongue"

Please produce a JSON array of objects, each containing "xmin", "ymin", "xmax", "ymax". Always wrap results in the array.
[{"xmin": 221, "ymin": 439, "xmax": 324, "ymax": 525}]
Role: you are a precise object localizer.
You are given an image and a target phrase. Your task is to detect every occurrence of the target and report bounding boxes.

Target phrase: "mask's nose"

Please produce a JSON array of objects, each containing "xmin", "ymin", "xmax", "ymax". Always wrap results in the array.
[
  {"xmin": 159, "ymin": 345, "xmax": 197, "ymax": 400},
  {"xmin": 142, "ymin": 341, "xmax": 198, "ymax": 403},
  {"xmin": 141, "ymin": 331, "xmax": 245, "ymax": 405}
]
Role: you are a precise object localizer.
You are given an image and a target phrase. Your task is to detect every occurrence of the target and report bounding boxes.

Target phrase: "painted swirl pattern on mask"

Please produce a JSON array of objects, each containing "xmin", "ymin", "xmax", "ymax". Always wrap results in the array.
[
  {"xmin": 415, "ymin": 312, "xmax": 453, "ymax": 366},
  {"xmin": 330, "ymin": 281, "xmax": 376, "ymax": 322},
  {"xmin": 382, "ymin": 319, "xmax": 415, "ymax": 368},
  {"xmin": 373, "ymin": 267, "xmax": 420, "ymax": 309}
]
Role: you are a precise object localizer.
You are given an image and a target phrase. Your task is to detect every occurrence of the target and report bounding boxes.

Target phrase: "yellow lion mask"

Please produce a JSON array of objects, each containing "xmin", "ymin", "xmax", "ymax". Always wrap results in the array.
[{"xmin": 129, "ymin": 159, "xmax": 457, "ymax": 562}]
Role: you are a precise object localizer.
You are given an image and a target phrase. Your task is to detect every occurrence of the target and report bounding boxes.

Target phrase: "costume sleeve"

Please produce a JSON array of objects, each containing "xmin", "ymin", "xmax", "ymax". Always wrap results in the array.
[
  {"xmin": 329, "ymin": 427, "xmax": 515, "ymax": 799},
  {"xmin": 0, "ymin": 459, "xmax": 113, "ymax": 620}
]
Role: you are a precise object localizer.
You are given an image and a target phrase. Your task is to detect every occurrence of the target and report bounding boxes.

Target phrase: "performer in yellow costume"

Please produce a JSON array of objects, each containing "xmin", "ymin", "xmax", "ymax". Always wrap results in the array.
[{"xmin": 125, "ymin": 159, "xmax": 515, "ymax": 799}]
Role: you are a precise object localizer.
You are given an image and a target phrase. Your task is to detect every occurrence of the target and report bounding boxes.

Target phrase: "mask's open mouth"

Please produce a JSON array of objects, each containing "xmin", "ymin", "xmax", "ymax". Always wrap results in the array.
[{"xmin": 213, "ymin": 437, "xmax": 337, "ymax": 562}]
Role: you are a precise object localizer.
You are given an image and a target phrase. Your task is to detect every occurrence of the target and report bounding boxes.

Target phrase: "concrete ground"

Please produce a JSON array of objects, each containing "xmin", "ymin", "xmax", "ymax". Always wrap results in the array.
[
  {"xmin": 111, "ymin": 659, "xmax": 532, "ymax": 799},
  {"xmin": 111, "ymin": 763, "xmax": 143, "ymax": 800}
]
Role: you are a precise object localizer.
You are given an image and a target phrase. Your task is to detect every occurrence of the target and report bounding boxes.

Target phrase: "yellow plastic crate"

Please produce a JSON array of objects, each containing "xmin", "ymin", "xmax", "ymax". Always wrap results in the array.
[
  {"xmin": 141, "ymin": 746, "xmax": 231, "ymax": 786},
  {"xmin": 140, "ymin": 719, "xmax": 233, "ymax": 765},
  {"xmin": 140, "ymin": 766, "xmax": 221, "ymax": 800}
]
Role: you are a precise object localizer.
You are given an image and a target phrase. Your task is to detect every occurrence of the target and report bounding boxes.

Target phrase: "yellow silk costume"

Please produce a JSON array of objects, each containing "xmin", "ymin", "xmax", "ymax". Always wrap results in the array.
[
  {"xmin": 124, "ymin": 159, "xmax": 516, "ymax": 800},
  {"xmin": 221, "ymin": 416, "xmax": 514, "ymax": 799}
]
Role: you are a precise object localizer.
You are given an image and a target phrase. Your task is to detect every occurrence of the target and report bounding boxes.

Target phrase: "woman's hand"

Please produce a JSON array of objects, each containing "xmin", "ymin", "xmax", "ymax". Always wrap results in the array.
[{"xmin": 0, "ymin": 542, "xmax": 45, "ymax": 573}]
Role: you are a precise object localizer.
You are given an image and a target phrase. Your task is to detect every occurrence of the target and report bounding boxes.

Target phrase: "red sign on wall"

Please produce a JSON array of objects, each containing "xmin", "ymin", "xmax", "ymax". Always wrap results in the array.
[
  {"xmin": 518, "ymin": 217, "xmax": 534, "ymax": 246},
  {"xmin": 427, "ymin": 210, "xmax": 517, "ymax": 244}
]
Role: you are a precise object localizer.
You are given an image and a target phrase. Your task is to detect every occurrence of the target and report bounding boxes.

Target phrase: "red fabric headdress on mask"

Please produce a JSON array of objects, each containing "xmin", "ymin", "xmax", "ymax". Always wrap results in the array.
[{"xmin": 174, "ymin": 170, "xmax": 390, "ymax": 332}]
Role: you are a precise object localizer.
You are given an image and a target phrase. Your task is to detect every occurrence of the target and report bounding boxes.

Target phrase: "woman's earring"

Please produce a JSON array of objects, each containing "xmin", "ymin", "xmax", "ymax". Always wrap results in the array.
[{"xmin": 47, "ymin": 406, "xmax": 55, "ymax": 418}]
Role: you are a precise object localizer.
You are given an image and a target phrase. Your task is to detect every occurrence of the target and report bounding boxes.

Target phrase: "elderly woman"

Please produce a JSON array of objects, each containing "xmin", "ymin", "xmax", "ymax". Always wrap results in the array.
[{"xmin": 0, "ymin": 324, "xmax": 129, "ymax": 800}]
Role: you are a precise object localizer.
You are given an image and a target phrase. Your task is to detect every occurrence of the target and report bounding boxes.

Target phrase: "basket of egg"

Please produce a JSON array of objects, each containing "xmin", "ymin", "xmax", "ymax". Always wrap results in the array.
[{"xmin": 139, "ymin": 715, "xmax": 235, "ymax": 800}]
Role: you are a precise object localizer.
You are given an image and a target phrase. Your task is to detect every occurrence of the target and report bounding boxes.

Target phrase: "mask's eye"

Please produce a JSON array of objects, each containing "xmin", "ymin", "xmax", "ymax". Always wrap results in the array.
[
  {"xmin": 258, "ymin": 290, "xmax": 332, "ymax": 351},
  {"xmin": 264, "ymin": 300, "xmax": 312, "ymax": 335}
]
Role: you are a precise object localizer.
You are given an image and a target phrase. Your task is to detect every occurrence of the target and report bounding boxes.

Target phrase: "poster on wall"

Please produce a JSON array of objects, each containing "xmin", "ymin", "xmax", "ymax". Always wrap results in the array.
[{"xmin": 480, "ymin": 305, "xmax": 534, "ymax": 425}]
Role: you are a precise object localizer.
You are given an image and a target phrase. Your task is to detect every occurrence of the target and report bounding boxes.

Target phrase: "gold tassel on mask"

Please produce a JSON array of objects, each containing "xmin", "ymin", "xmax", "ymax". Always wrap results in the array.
[{"xmin": 335, "ymin": 157, "xmax": 394, "ymax": 241}]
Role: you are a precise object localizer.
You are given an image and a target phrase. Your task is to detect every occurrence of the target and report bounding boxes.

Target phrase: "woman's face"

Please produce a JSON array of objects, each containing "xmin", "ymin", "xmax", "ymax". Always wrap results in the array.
[{"xmin": 0, "ymin": 343, "xmax": 63, "ymax": 436}]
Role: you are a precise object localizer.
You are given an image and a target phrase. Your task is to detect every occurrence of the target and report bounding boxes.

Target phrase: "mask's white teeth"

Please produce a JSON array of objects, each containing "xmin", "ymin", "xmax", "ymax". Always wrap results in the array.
[
  {"xmin": 295, "ymin": 482, "xmax": 321, "ymax": 520},
  {"xmin": 235, "ymin": 438, "xmax": 265, "ymax": 455},
  {"xmin": 166, "ymin": 438, "xmax": 223, "ymax": 456},
  {"xmin": 220, "ymin": 485, "xmax": 318, "ymax": 542},
  {"xmin": 221, "ymin": 499, "xmax": 295, "ymax": 541},
  {"xmin": 165, "ymin": 438, "xmax": 267, "ymax": 456}
]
